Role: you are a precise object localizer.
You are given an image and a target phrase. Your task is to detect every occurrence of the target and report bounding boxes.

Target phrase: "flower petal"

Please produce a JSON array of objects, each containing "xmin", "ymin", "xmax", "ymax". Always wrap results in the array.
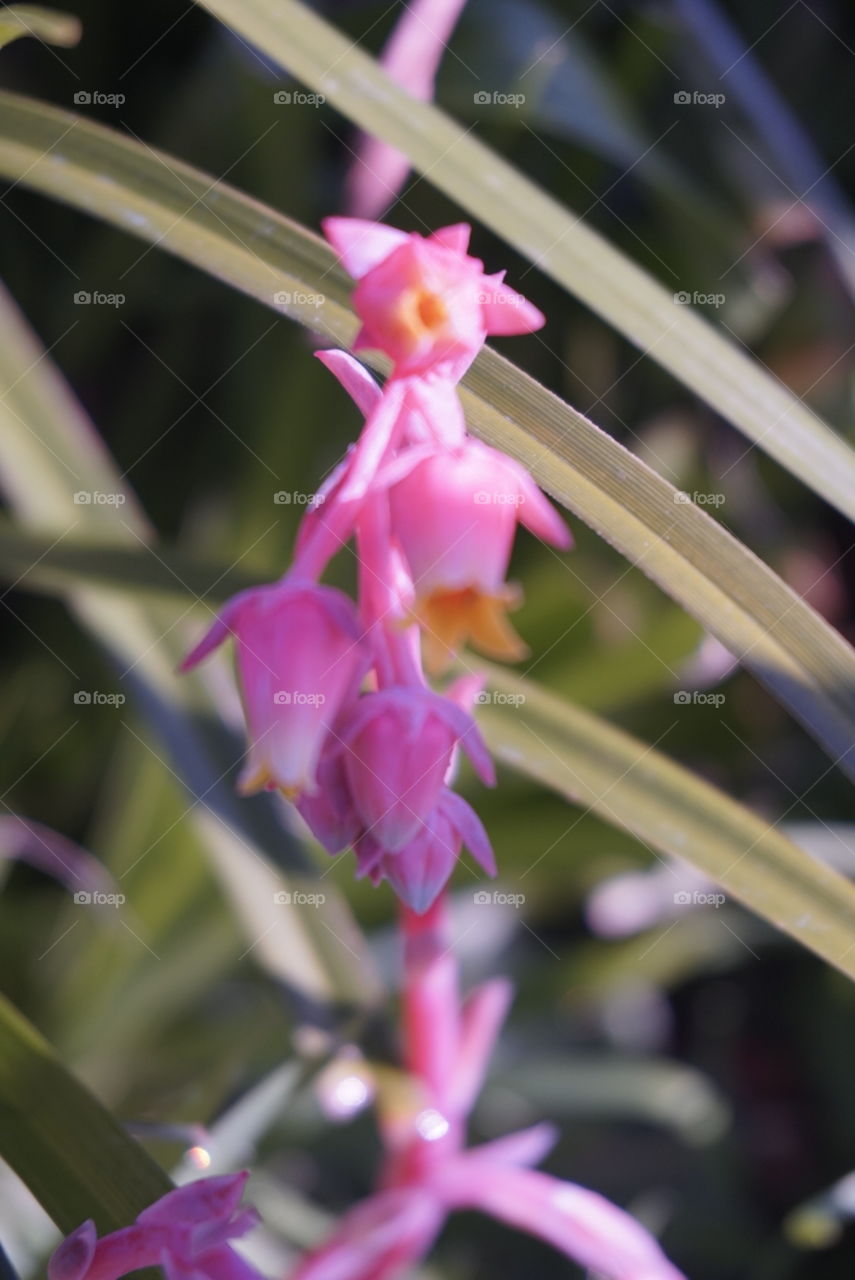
[
  {"xmin": 344, "ymin": 0, "xmax": 469, "ymax": 218},
  {"xmin": 450, "ymin": 976, "xmax": 512, "ymax": 1112},
  {"xmin": 180, "ymin": 595, "xmax": 249, "ymax": 671},
  {"xmin": 430, "ymin": 224, "xmax": 471, "ymax": 254},
  {"xmin": 48, "ymin": 1221, "xmax": 97, "ymax": 1280},
  {"xmin": 137, "ymin": 1172, "xmax": 250, "ymax": 1227},
  {"xmin": 322, "ymin": 217, "xmax": 410, "ymax": 279},
  {"xmin": 518, "ymin": 481, "xmax": 572, "ymax": 550},
  {"xmin": 439, "ymin": 789, "xmax": 495, "ymax": 875},
  {"xmin": 466, "ymin": 1121, "xmax": 558, "ymax": 1169},
  {"xmin": 290, "ymin": 1189, "xmax": 444, "ymax": 1280},
  {"xmin": 441, "ymin": 1163, "xmax": 686, "ymax": 1280},
  {"xmin": 315, "ymin": 350, "xmax": 383, "ymax": 418},
  {"xmin": 479, "ymin": 278, "xmax": 545, "ymax": 335}
]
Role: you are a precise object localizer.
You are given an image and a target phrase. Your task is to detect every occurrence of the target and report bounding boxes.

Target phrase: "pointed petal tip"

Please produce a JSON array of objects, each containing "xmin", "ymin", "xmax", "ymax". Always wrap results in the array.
[
  {"xmin": 430, "ymin": 223, "xmax": 471, "ymax": 253},
  {"xmin": 49, "ymin": 1221, "xmax": 97, "ymax": 1280},
  {"xmin": 322, "ymin": 217, "xmax": 409, "ymax": 279}
]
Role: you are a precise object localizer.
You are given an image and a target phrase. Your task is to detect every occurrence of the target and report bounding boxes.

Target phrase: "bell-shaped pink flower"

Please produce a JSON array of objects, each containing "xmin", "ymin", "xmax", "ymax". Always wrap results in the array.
[
  {"xmin": 388, "ymin": 438, "xmax": 570, "ymax": 668},
  {"xmin": 182, "ymin": 580, "xmax": 368, "ymax": 798},
  {"xmin": 48, "ymin": 1173, "xmax": 263, "ymax": 1280},
  {"xmin": 357, "ymin": 788, "xmax": 495, "ymax": 913},
  {"xmin": 322, "ymin": 218, "xmax": 545, "ymax": 380},
  {"xmin": 338, "ymin": 688, "xmax": 494, "ymax": 852}
]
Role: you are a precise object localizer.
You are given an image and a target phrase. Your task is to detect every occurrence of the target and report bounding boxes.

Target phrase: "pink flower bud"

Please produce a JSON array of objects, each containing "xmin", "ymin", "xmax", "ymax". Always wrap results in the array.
[{"xmin": 339, "ymin": 689, "xmax": 494, "ymax": 853}]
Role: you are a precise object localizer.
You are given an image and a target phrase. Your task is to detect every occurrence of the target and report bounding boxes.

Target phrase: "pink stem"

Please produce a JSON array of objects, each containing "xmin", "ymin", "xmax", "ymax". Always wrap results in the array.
[
  {"xmin": 399, "ymin": 894, "xmax": 460, "ymax": 1107},
  {"xmin": 355, "ymin": 491, "xmax": 423, "ymax": 689}
]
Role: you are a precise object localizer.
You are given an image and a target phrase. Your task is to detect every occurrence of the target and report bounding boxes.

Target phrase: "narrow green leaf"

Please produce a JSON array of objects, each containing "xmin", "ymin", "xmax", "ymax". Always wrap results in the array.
[
  {"xmin": 0, "ymin": 521, "xmax": 255, "ymax": 603},
  {"xmin": 193, "ymin": 0, "xmax": 855, "ymax": 524},
  {"xmin": 0, "ymin": 993, "xmax": 172, "ymax": 1233},
  {"xmin": 0, "ymin": 276, "xmax": 381, "ymax": 1012},
  {"xmin": 0, "ymin": 5, "xmax": 80, "ymax": 51},
  {"xmin": 1, "ymin": 517, "xmax": 853, "ymax": 977},
  {"xmin": 477, "ymin": 662, "xmax": 855, "ymax": 980},
  {"xmin": 0, "ymin": 93, "xmax": 852, "ymax": 781}
]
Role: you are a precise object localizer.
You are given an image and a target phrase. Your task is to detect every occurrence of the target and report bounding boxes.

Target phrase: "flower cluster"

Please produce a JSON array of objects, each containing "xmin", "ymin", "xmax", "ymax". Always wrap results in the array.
[
  {"xmin": 50, "ymin": 215, "xmax": 685, "ymax": 1280},
  {"xmin": 49, "ymin": 908, "xmax": 685, "ymax": 1280},
  {"xmin": 292, "ymin": 900, "xmax": 686, "ymax": 1280},
  {"xmin": 183, "ymin": 218, "xmax": 569, "ymax": 912},
  {"xmin": 48, "ymin": 1173, "xmax": 264, "ymax": 1280}
]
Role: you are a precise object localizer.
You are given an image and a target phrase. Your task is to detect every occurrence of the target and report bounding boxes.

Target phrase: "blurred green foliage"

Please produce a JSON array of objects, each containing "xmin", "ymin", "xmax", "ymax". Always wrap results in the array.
[{"xmin": 1, "ymin": 2, "xmax": 855, "ymax": 1278}]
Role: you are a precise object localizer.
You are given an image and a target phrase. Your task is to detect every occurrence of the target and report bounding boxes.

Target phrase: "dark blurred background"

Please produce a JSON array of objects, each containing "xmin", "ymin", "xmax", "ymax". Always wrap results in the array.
[{"xmin": 1, "ymin": 1, "xmax": 855, "ymax": 1277}]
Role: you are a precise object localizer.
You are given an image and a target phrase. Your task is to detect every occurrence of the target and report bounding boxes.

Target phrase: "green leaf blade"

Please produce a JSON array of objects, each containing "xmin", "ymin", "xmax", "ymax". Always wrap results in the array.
[
  {"xmin": 0, "ymin": 91, "xmax": 852, "ymax": 782},
  {"xmin": 0, "ymin": 993, "xmax": 172, "ymax": 1234},
  {"xmin": 0, "ymin": 5, "xmax": 81, "ymax": 52},
  {"xmin": 478, "ymin": 663, "xmax": 855, "ymax": 981},
  {"xmin": 191, "ymin": 0, "xmax": 855, "ymax": 524}
]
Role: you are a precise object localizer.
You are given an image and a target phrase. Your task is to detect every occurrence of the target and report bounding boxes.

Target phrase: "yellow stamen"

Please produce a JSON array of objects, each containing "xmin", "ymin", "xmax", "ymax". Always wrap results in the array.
[
  {"xmin": 237, "ymin": 762, "xmax": 273, "ymax": 796},
  {"xmin": 237, "ymin": 762, "xmax": 301, "ymax": 802},
  {"xmin": 391, "ymin": 288, "xmax": 449, "ymax": 350},
  {"xmin": 414, "ymin": 585, "xmax": 528, "ymax": 673},
  {"xmin": 415, "ymin": 291, "xmax": 447, "ymax": 331}
]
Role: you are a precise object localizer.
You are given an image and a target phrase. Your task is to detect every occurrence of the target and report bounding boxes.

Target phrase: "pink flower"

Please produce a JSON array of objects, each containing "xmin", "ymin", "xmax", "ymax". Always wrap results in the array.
[
  {"xmin": 356, "ymin": 787, "xmax": 496, "ymax": 913},
  {"xmin": 296, "ymin": 740, "xmax": 362, "ymax": 854},
  {"xmin": 345, "ymin": 0, "xmax": 470, "ymax": 220},
  {"xmin": 182, "ymin": 580, "xmax": 367, "ymax": 798},
  {"xmin": 388, "ymin": 437, "xmax": 570, "ymax": 667},
  {"xmin": 295, "ymin": 901, "xmax": 686, "ymax": 1280},
  {"xmin": 312, "ymin": 350, "xmax": 571, "ymax": 668},
  {"xmin": 48, "ymin": 1173, "xmax": 263, "ymax": 1280},
  {"xmin": 322, "ymin": 218, "xmax": 545, "ymax": 379},
  {"xmin": 338, "ymin": 687, "xmax": 494, "ymax": 852}
]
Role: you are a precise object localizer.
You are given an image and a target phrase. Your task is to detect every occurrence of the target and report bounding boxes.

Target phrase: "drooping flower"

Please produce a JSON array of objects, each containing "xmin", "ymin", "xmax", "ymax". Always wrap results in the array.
[
  {"xmin": 338, "ymin": 687, "xmax": 494, "ymax": 852},
  {"xmin": 322, "ymin": 218, "xmax": 545, "ymax": 380},
  {"xmin": 344, "ymin": 0, "xmax": 470, "ymax": 220},
  {"xmin": 356, "ymin": 786, "xmax": 496, "ymax": 913},
  {"xmin": 387, "ymin": 437, "xmax": 570, "ymax": 667},
  {"xmin": 313, "ymin": 350, "xmax": 571, "ymax": 668},
  {"xmin": 182, "ymin": 580, "xmax": 368, "ymax": 798},
  {"xmin": 48, "ymin": 1173, "xmax": 263, "ymax": 1280}
]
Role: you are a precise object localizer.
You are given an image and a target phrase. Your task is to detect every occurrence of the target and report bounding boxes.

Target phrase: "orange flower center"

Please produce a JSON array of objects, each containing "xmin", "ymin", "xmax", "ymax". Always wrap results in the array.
[{"xmin": 414, "ymin": 585, "xmax": 528, "ymax": 672}]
